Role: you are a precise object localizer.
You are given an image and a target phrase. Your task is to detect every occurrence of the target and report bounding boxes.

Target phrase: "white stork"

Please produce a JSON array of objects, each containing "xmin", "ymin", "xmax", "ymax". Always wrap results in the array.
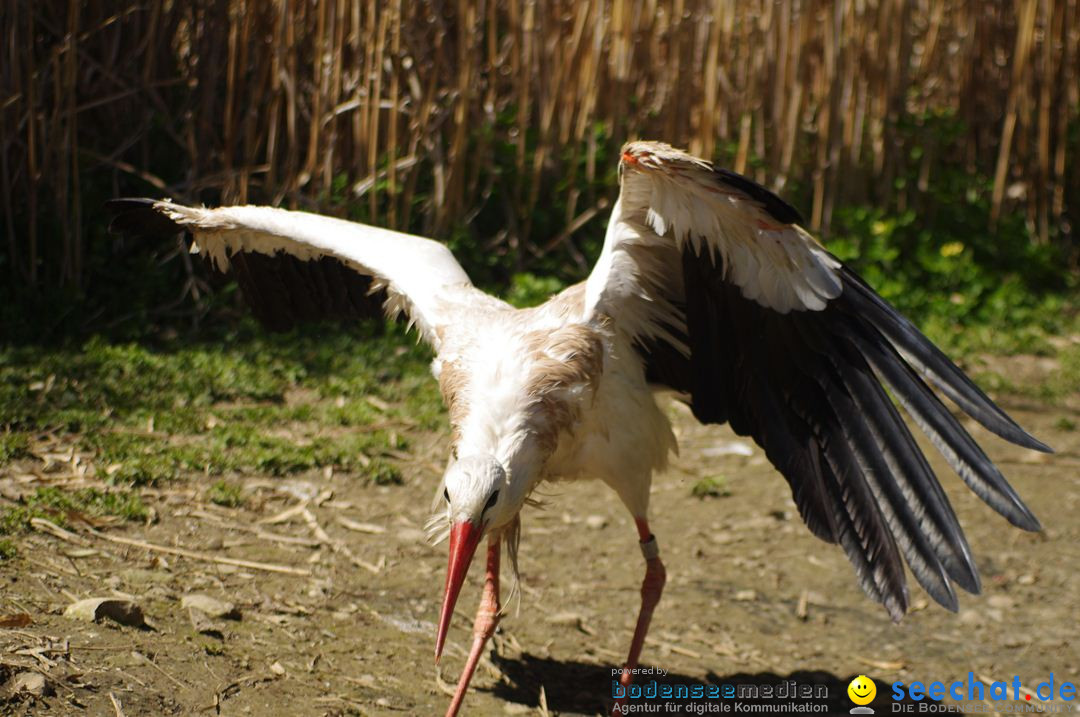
[{"xmin": 107, "ymin": 141, "xmax": 1050, "ymax": 716}]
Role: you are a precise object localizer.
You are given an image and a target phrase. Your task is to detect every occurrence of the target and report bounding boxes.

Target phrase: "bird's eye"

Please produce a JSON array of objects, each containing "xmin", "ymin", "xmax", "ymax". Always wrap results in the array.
[
  {"xmin": 482, "ymin": 490, "xmax": 499, "ymax": 513},
  {"xmin": 443, "ymin": 487, "xmax": 450, "ymax": 504}
]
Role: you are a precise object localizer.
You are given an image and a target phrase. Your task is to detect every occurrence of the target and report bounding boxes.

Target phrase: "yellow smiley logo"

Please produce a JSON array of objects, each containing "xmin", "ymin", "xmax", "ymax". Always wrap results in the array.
[{"xmin": 848, "ymin": 675, "xmax": 876, "ymax": 705}]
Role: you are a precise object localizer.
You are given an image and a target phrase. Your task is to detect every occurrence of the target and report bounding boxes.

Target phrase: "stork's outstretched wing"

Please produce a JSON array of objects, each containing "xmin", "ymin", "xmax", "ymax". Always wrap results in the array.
[
  {"xmin": 586, "ymin": 141, "xmax": 1050, "ymax": 620},
  {"xmin": 107, "ymin": 199, "xmax": 489, "ymax": 348}
]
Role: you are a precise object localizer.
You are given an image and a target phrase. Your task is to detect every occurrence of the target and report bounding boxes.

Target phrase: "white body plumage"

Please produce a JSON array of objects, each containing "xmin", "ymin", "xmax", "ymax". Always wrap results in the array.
[{"xmin": 430, "ymin": 283, "xmax": 675, "ymax": 528}]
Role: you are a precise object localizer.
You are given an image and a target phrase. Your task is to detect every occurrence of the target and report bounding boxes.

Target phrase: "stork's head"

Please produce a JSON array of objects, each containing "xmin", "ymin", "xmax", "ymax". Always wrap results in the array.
[
  {"xmin": 434, "ymin": 454, "xmax": 508, "ymax": 660},
  {"xmin": 618, "ymin": 141, "xmax": 711, "ymax": 183}
]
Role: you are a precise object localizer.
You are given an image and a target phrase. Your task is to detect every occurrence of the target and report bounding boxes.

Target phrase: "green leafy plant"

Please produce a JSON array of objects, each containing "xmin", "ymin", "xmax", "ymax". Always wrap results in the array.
[
  {"xmin": 506, "ymin": 273, "xmax": 567, "ymax": 308},
  {"xmin": 691, "ymin": 476, "xmax": 731, "ymax": 499}
]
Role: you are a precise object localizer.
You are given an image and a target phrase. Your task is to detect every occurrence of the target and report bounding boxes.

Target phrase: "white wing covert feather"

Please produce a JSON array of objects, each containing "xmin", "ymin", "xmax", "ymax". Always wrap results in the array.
[
  {"xmin": 153, "ymin": 200, "xmax": 478, "ymax": 347},
  {"xmin": 585, "ymin": 141, "xmax": 842, "ymax": 343}
]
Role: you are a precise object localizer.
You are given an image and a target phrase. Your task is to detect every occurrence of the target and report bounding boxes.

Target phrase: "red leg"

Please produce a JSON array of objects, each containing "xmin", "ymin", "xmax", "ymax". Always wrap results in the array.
[
  {"xmin": 612, "ymin": 518, "xmax": 666, "ymax": 715},
  {"xmin": 445, "ymin": 538, "xmax": 501, "ymax": 717}
]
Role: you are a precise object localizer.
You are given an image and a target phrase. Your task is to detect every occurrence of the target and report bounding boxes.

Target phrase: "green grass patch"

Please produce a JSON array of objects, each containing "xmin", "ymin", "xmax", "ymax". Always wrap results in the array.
[
  {"xmin": 208, "ymin": 479, "xmax": 245, "ymax": 508},
  {"xmin": 0, "ymin": 507, "xmax": 42, "ymax": 535},
  {"xmin": 0, "ymin": 486, "xmax": 148, "ymax": 535},
  {"xmin": 1027, "ymin": 342, "xmax": 1080, "ymax": 403},
  {"xmin": 691, "ymin": 476, "xmax": 731, "ymax": 499},
  {"xmin": 0, "ymin": 432, "xmax": 29, "ymax": 466},
  {"xmin": 81, "ymin": 489, "xmax": 150, "ymax": 522},
  {"xmin": 365, "ymin": 457, "xmax": 403, "ymax": 486},
  {"xmin": 1, "ymin": 321, "xmax": 440, "ymax": 551},
  {"xmin": 1050, "ymin": 343, "xmax": 1080, "ymax": 396},
  {"xmin": 0, "ymin": 538, "xmax": 16, "ymax": 560},
  {"xmin": 979, "ymin": 341, "xmax": 1080, "ymax": 404},
  {"xmin": 202, "ymin": 641, "xmax": 226, "ymax": 656},
  {"xmin": 0, "ymin": 320, "xmax": 445, "ymax": 486}
]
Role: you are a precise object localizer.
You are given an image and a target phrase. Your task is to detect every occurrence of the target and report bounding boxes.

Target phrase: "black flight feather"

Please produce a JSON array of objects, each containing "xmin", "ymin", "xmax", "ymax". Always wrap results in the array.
[
  {"xmin": 105, "ymin": 198, "xmax": 386, "ymax": 331},
  {"xmin": 637, "ymin": 239, "xmax": 1046, "ymax": 620}
]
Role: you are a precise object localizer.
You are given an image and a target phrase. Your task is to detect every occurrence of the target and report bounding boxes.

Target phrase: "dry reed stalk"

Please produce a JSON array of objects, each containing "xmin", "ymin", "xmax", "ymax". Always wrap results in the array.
[
  {"xmin": 992, "ymin": 0, "xmax": 1038, "ymax": 223},
  {"xmin": 1, "ymin": 0, "xmax": 1077, "ymax": 300}
]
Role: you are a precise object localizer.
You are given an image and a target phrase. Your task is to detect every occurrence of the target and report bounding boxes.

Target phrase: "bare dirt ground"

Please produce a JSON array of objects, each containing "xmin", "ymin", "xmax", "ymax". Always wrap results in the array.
[{"xmin": 2, "ymin": 362, "xmax": 1078, "ymax": 716}]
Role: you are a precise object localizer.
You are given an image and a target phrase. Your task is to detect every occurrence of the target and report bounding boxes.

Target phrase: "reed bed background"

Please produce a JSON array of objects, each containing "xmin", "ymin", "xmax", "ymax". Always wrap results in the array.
[{"xmin": 2, "ymin": 0, "xmax": 1078, "ymax": 329}]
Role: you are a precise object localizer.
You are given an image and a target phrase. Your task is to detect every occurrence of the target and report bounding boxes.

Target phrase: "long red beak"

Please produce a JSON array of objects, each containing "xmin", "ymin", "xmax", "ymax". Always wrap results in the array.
[{"xmin": 435, "ymin": 520, "xmax": 482, "ymax": 661}]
